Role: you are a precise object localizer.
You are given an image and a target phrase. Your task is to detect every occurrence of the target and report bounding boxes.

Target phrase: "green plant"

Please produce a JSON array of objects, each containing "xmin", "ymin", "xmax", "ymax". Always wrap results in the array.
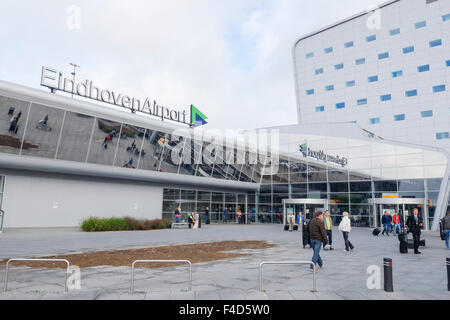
[{"xmin": 80, "ymin": 217, "xmax": 171, "ymax": 232}]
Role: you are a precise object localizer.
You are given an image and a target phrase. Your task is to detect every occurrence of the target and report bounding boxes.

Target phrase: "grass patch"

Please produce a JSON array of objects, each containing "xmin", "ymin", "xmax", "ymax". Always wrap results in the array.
[{"xmin": 80, "ymin": 217, "xmax": 171, "ymax": 232}]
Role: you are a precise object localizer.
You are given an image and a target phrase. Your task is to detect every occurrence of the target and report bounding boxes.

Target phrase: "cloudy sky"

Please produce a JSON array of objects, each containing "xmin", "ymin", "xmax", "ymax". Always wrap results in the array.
[{"xmin": 0, "ymin": 0, "xmax": 385, "ymax": 131}]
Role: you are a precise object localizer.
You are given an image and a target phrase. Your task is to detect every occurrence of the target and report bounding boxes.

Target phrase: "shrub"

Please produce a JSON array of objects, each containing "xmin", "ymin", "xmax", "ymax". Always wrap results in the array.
[{"xmin": 81, "ymin": 217, "xmax": 171, "ymax": 232}]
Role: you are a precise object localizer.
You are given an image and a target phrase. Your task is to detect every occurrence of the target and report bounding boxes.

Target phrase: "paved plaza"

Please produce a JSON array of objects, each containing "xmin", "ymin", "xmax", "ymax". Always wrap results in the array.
[{"xmin": 0, "ymin": 224, "xmax": 449, "ymax": 300}]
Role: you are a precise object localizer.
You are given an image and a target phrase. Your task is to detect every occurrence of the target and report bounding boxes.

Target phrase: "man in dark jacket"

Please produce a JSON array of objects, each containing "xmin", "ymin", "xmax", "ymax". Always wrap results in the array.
[
  {"xmin": 406, "ymin": 208, "xmax": 423, "ymax": 254},
  {"xmin": 308, "ymin": 211, "xmax": 328, "ymax": 271},
  {"xmin": 441, "ymin": 211, "xmax": 450, "ymax": 249}
]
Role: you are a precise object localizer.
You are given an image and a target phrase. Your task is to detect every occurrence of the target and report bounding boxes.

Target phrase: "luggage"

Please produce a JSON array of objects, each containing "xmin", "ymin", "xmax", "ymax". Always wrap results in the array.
[
  {"xmin": 407, "ymin": 239, "xmax": 414, "ymax": 249},
  {"xmin": 284, "ymin": 224, "xmax": 289, "ymax": 231},
  {"xmin": 293, "ymin": 225, "xmax": 298, "ymax": 231},
  {"xmin": 399, "ymin": 240, "xmax": 408, "ymax": 253},
  {"xmin": 419, "ymin": 239, "xmax": 425, "ymax": 247},
  {"xmin": 302, "ymin": 222, "xmax": 311, "ymax": 248},
  {"xmin": 372, "ymin": 228, "xmax": 381, "ymax": 236},
  {"xmin": 398, "ymin": 232, "xmax": 408, "ymax": 254},
  {"xmin": 440, "ymin": 221, "xmax": 446, "ymax": 241}
]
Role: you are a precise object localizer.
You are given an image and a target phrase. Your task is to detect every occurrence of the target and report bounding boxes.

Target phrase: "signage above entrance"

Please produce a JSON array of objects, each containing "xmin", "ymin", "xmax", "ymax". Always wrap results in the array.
[
  {"xmin": 299, "ymin": 141, "xmax": 348, "ymax": 168},
  {"xmin": 40, "ymin": 66, "xmax": 208, "ymax": 128}
]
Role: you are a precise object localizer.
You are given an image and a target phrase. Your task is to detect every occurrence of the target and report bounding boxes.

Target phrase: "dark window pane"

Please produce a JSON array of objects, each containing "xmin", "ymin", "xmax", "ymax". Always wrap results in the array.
[
  {"xmin": 373, "ymin": 180, "xmax": 397, "ymax": 192},
  {"xmin": 398, "ymin": 179, "xmax": 424, "ymax": 191},
  {"xmin": 113, "ymin": 124, "xmax": 146, "ymax": 169},
  {"xmin": 0, "ymin": 95, "xmax": 31, "ymax": 155},
  {"xmin": 330, "ymin": 182, "xmax": 348, "ymax": 192},
  {"xmin": 273, "ymin": 184, "xmax": 289, "ymax": 193},
  {"xmin": 350, "ymin": 181, "xmax": 372, "ymax": 192},
  {"xmin": 87, "ymin": 118, "xmax": 121, "ymax": 166},
  {"xmin": 56, "ymin": 112, "xmax": 95, "ymax": 162},
  {"xmin": 21, "ymin": 103, "xmax": 64, "ymax": 159},
  {"xmin": 292, "ymin": 184, "xmax": 307, "ymax": 193}
]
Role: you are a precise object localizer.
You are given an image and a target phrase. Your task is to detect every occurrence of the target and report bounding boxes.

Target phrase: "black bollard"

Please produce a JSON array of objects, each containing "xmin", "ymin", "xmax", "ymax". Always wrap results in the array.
[
  {"xmin": 384, "ymin": 258, "xmax": 394, "ymax": 292},
  {"xmin": 447, "ymin": 258, "xmax": 450, "ymax": 292}
]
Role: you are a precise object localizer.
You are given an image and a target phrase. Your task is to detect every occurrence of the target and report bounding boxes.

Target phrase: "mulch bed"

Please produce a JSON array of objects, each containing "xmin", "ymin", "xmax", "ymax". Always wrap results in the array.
[{"xmin": 0, "ymin": 241, "xmax": 277, "ymax": 269}]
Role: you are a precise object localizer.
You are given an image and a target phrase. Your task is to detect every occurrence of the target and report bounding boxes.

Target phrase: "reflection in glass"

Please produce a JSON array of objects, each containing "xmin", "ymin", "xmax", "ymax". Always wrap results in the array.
[
  {"xmin": 0, "ymin": 95, "xmax": 30, "ymax": 155},
  {"xmin": 55, "ymin": 111, "xmax": 95, "ymax": 162},
  {"xmin": 113, "ymin": 124, "xmax": 146, "ymax": 169},
  {"xmin": 21, "ymin": 103, "xmax": 64, "ymax": 159},
  {"xmin": 87, "ymin": 118, "xmax": 121, "ymax": 166}
]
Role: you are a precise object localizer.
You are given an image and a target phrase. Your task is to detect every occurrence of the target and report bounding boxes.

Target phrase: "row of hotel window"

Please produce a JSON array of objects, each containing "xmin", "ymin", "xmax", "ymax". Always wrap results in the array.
[
  {"xmin": 307, "ymin": 61, "xmax": 449, "ymax": 95},
  {"xmin": 304, "ymin": 13, "xmax": 450, "ymax": 59},
  {"xmin": 309, "ymin": 85, "xmax": 447, "ymax": 105},
  {"xmin": 311, "ymin": 47, "xmax": 448, "ymax": 79}
]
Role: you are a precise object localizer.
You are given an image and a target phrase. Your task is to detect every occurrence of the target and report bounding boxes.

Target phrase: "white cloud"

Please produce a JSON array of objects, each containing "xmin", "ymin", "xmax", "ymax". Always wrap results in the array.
[{"xmin": 0, "ymin": 0, "xmax": 386, "ymax": 131}]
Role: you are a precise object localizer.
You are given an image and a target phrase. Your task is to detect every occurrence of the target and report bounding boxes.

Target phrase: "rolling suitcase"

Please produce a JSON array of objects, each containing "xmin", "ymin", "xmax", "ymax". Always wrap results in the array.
[
  {"xmin": 419, "ymin": 239, "xmax": 425, "ymax": 247},
  {"xmin": 399, "ymin": 232, "xmax": 408, "ymax": 253},
  {"xmin": 284, "ymin": 224, "xmax": 289, "ymax": 231},
  {"xmin": 372, "ymin": 228, "xmax": 381, "ymax": 236},
  {"xmin": 407, "ymin": 239, "xmax": 414, "ymax": 249},
  {"xmin": 293, "ymin": 225, "xmax": 298, "ymax": 231},
  {"xmin": 302, "ymin": 222, "xmax": 311, "ymax": 248}
]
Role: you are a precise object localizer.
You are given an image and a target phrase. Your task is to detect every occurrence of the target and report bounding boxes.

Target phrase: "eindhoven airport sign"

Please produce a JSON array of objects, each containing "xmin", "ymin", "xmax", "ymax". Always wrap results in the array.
[
  {"xmin": 300, "ymin": 142, "xmax": 348, "ymax": 168},
  {"xmin": 40, "ymin": 66, "xmax": 208, "ymax": 127}
]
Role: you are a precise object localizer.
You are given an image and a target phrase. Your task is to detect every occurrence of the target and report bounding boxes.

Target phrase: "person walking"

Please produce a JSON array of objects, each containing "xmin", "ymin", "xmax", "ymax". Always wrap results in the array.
[
  {"xmin": 308, "ymin": 211, "xmax": 328, "ymax": 272},
  {"xmin": 323, "ymin": 210, "xmax": 334, "ymax": 250},
  {"xmin": 392, "ymin": 212, "xmax": 401, "ymax": 236},
  {"xmin": 237, "ymin": 208, "xmax": 243, "ymax": 224},
  {"xmin": 205, "ymin": 207, "xmax": 210, "ymax": 225},
  {"xmin": 381, "ymin": 211, "xmax": 391, "ymax": 236},
  {"xmin": 287, "ymin": 210, "xmax": 295, "ymax": 232},
  {"xmin": 441, "ymin": 211, "xmax": 450, "ymax": 249},
  {"xmin": 188, "ymin": 212, "xmax": 195, "ymax": 229},
  {"xmin": 223, "ymin": 207, "xmax": 228, "ymax": 223},
  {"xmin": 406, "ymin": 208, "xmax": 423, "ymax": 254},
  {"xmin": 338, "ymin": 212, "xmax": 354, "ymax": 252},
  {"xmin": 175, "ymin": 205, "xmax": 181, "ymax": 223}
]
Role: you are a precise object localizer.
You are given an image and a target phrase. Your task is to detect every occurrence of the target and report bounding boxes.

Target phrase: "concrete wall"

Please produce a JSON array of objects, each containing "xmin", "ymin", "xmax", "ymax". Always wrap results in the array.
[{"xmin": 1, "ymin": 171, "xmax": 163, "ymax": 228}]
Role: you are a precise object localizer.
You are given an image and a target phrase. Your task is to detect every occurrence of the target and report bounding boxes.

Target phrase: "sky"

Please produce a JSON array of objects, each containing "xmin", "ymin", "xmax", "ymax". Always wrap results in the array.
[{"xmin": 0, "ymin": 0, "xmax": 386, "ymax": 131}]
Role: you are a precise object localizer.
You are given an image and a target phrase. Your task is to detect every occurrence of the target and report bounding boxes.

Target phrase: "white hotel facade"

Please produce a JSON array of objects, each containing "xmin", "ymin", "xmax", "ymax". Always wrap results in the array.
[{"xmin": 293, "ymin": 0, "xmax": 450, "ymax": 151}]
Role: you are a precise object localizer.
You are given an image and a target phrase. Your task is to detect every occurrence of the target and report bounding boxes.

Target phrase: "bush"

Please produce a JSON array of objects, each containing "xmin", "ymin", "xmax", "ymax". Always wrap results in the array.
[{"xmin": 80, "ymin": 217, "xmax": 171, "ymax": 232}]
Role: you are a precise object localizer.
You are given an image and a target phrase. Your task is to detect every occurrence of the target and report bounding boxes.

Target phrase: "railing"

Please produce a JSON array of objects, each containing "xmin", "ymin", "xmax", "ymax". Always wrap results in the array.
[
  {"xmin": 259, "ymin": 261, "xmax": 317, "ymax": 292},
  {"xmin": 130, "ymin": 260, "xmax": 192, "ymax": 294},
  {"xmin": 3, "ymin": 258, "xmax": 70, "ymax": 293}
]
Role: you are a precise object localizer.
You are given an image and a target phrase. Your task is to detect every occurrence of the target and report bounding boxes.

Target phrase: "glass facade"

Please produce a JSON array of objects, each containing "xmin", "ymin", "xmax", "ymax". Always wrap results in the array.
[{"xmin": 0, "ymin": 92, "xmax": 448, "ymax": 230}]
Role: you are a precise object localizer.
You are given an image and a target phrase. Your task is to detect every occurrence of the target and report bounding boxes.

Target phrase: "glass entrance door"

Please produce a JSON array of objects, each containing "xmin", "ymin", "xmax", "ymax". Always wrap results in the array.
[{"xmin": 377, "ymin": 204, "xmax": 398, "ymax": 229}]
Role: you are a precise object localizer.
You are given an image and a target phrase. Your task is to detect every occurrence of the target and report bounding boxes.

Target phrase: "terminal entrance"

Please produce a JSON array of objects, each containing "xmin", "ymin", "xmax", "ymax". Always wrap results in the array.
[
  {"xmin": 282, "ymin": 199, "xmax": 329, "ymax": 225},
  {"xmin": 368, "ymin": 198, "xmax": 427, "ymax": 230}
]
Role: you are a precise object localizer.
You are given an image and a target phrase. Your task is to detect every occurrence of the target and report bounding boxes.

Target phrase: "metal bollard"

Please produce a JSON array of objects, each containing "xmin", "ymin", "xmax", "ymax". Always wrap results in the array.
[
  {"xmin": 383, "ymin": 258, "xmax": 393, "ymax": 292},
  {"xmin": 447, "ymin": 258, "xmax": 450, "ymax": 292}
]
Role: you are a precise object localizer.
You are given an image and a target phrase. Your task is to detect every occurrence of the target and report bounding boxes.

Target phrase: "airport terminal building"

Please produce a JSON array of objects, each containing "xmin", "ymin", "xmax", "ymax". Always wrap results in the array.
[{"xmin": 0, "ymin": 0, "xmax": 449, "ymax": 231}]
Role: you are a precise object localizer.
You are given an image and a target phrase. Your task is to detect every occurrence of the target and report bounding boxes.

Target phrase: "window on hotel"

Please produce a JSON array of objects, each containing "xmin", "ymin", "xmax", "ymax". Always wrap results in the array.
[
  {"xmin": 306, "ymin": 89, "xmax": 315, "ymax": 95},
  {"xmin": 366, "ymin": 35, "xmax": 376, "ymax": 42},
  {"xmin": 436, "ymin": 132, "xmax": 450, "ymax": 140},
  {"xmin": 392, "ymin": 70, "xmax": 403, "ymax": 78},
  {"xmin": 355, "ymin": 58, "xmax": 365, "ymax": 65},
  {"xmin": 405, "ymin": 89, "xmax": 418, "ymax": 97},
  {"xmin": 315, "ymin": 68, "xmax": 324, "ymax": 75},
  {"xmin": 324, "ymin": 47, "xmax": 333, "ymax": 54},
  {"xmin": 346, "ymin": 80, "xmax": 355, "ymax": 87},
  {"xmin": 442, "ymin": 14, "xmax": 450, "ymax": 22},
  {"xmin": 335, "ymin": 63, "xmax": 344, "ymax": 70},
  {"xmin": 415, "ymin": 21, "xmax": 426, "ymax": 29},
  {"xmin": 306, "ymin": 52, "xmax": 314, "ymax": 59},
  {"xmin": 394, "ymin": 114, "xmax": 405, "ymax": 121},
  {"xmin": 429, "ymin": 39, "xmax": 442, "ymax": 47},
  {"xmin": 426, "ymin": 0, "xmax": 438, "ymax": 4},
  {"xmin": 325, "ymin": 85, "xmax": 334, "ymax": 91},
  {"xmin": 357, "ymin": 98, "xmax": 367, "ymax": 106},
  {"xmin": 446, "ymin": 60, "xmax": 450, "ymax": 67},
  {"xmin": 403, "ymin": 46, "xmax": 414, "ymax": 54},
  {"xmin": 380, "ymin": 94, "xmax": 392, "ymax": 102},
  {"xmin": 370, "ymin": 118, "xmax": 380, "ymax": 124},
  {"xmin": 432, "ymin": 84, "xmax": 446, "ymax": 93},
  {"xmin": 417, "ymin": 64, "xmax": 430, "ymax": 72},
  {"xmin": 378, "ymin": 52, "xmax": 389, "ymax": 60},
  {"xmin": 336, "ymin": 102, "xmax": 345, "ymax": 109},
  {"xmin": 344, "ymin": 41, "xmax": 354, "ymax": 48},
  {"xmin": 389, "ymin": 28, "xmax": 400, "ymax": 36},
  {"xmin": 316, "ymin": 106, "xmax": 325, "ymax": 112},
  {"xmin": 421, "ymin": 110, "xmax": 433, "ymax": 118},
  {"xmin": 368, "ymin": 75, "xmax": 378, "ymax": 83}
]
